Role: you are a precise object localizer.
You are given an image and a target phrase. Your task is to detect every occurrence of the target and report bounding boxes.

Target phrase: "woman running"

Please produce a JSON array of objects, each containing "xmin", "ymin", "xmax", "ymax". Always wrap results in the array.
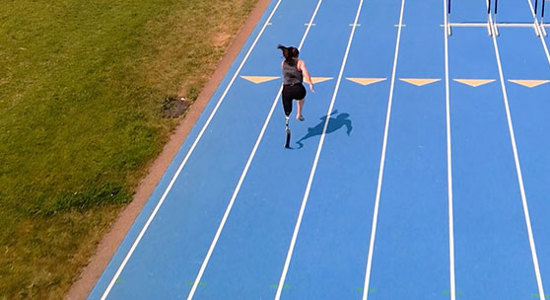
[{"xmin": 278, "ymin": 45, "xmax": 314, "ymax": 122}]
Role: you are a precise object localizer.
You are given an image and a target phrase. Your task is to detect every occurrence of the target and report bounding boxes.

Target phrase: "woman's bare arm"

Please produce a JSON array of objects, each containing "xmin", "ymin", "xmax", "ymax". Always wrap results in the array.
[{"xmin": 298, "ymin": 60, "xmax": 314, "ymax": 92}]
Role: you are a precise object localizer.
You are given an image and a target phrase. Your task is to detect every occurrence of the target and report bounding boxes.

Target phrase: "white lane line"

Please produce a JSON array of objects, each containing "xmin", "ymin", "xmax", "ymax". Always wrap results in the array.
[
  {"xmin": 525, "ymin": 0, "xmax": 550, "ymax": 66},
  {"xmin": 488, "ymin": 8, "xmax": 546, "ymax": 300},
  {"xmin": 362, "ymin": 0, "xmax": 405, "ymax": 298},
  {"xmin": 99, "ymin": 1, "xmax": 284, "ymax": 299},
  {"xmin": 443, "ymin": 0, "xmax": 456, "ymax": 299},
  {"xmin": 274, "ymin": 0, "xmax": 365, "ymax": 299},
  {"xmin": 187, "ymin": 1, "xmax": 325, "ymax": 299}
]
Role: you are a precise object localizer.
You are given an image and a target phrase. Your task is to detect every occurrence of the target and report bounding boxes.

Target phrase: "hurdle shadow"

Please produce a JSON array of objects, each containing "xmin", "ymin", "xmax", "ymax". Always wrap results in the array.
[{"xmin": 296, "ymin": 110, "xmax": 352, "ymax": 149}]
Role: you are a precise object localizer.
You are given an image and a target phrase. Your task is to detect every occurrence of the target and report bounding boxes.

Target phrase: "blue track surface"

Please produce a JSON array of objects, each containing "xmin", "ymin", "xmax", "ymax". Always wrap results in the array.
[{"xmin": 89, "ymin": 0, "xmax": 550, "ymax": 299}]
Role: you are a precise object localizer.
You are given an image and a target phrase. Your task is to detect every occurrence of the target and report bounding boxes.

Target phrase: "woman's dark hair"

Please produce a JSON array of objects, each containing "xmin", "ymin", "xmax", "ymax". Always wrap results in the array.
[{"xmin": 277, "ymin": 44, "xmax": 299, "ymax": 66}]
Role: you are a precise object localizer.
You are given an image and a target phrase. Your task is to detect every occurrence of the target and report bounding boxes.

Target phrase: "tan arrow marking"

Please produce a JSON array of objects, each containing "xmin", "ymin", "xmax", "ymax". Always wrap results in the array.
[
  {"xmin": 305, "ymin": 77, "xmax": 333, "ymax": 84},
  {"xmin": 346, "ymin": 77, "xmax": 387, "ymax": 86},
  {"xmin": 400, "ymin": 78, "xmax": 441, "ymax": 86},
  {"xmin": 508, "ymin": 79, "xmax": 550, "ymax": 88},
  {"xmin": 240, "ymin": 76, "xmax": 280, "ymax": 84},
  {"xmin": 453, "ymin": 79, "xmax": 495, "ymax": 87}
]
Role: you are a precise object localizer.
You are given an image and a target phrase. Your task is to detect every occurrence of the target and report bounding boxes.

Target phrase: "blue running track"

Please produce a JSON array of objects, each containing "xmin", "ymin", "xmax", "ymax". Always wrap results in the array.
[{"xmin": 89, "ymin": 0, "xmax": 550, "ymax": 299}]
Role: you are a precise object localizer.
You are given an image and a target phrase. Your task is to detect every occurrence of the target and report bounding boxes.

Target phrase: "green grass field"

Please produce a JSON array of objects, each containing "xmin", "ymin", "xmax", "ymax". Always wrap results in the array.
[{"xmin": 0, "ymin": 0, "xmax": 256, "ymax": 297}]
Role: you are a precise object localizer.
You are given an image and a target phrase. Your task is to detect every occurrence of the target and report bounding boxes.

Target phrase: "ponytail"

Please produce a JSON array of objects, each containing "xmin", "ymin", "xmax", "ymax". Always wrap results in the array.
[{"xmin": 277, "ymin": 44, "xmax": 299, "ymax": 66}]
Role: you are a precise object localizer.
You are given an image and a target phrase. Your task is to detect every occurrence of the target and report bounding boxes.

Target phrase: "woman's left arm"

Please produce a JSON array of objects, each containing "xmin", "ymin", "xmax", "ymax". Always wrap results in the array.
[{"xmin": 299, "ymin": 60, "xmax": 314, "ymax": 92}]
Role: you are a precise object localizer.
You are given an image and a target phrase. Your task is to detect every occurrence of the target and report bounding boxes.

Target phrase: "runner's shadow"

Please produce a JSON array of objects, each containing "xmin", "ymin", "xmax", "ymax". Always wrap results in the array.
[{"xmin": 296, "ymin": 110, "xmax": 352, "ymax": 149}]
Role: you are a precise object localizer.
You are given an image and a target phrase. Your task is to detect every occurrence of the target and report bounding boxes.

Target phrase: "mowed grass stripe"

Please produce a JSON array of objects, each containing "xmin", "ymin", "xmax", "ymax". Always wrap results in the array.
[{"xmin": 0, "ymin": 0, "xmax": 257, "ymax": 298}]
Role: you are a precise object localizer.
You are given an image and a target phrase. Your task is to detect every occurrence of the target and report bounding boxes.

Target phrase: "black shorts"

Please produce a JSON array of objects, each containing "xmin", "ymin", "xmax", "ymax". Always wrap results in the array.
[{"xmin": 282, "ymin": 83, "xmax": 306, "ymax": 116}]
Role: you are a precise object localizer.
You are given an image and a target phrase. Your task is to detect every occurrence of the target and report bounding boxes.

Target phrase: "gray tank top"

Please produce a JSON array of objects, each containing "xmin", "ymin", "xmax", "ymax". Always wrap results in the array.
[{"xmin": 282, "ymin": 60, "xmax": 303, "ymax": 85}]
